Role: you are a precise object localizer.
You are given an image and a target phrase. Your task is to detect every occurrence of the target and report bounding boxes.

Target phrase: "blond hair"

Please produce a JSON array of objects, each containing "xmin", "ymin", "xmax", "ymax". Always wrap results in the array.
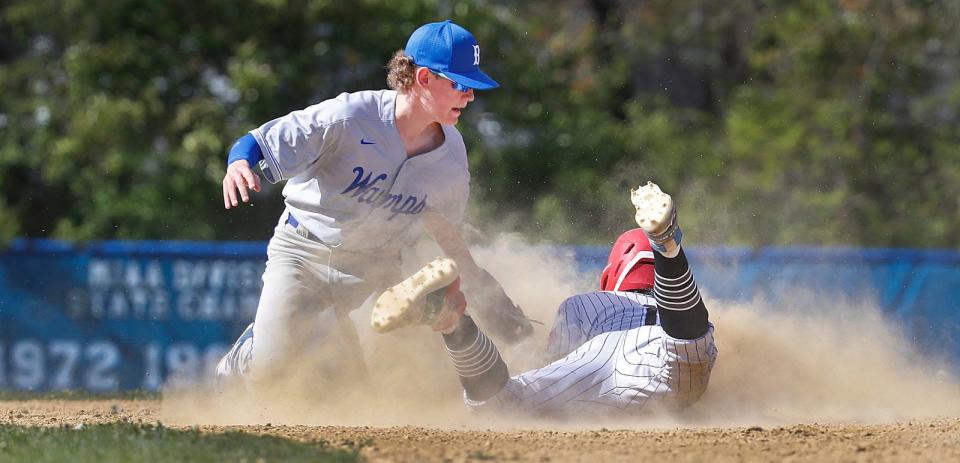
[{"xmin": 386, "ymin": 49, "xmax": 417, "ymax": 93}]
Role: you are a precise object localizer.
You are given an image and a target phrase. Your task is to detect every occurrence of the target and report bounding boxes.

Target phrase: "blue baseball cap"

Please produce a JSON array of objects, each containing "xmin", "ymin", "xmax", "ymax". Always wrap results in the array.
[{"xmin": 404, "ymin": 20, "xmax": 499, "ymax": 91}]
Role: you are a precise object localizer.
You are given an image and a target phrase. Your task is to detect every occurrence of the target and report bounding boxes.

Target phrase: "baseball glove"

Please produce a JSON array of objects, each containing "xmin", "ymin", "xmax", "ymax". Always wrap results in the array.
[{"xmin": 465, "ymin": 268, "xmax": 539, "ymax": 344}]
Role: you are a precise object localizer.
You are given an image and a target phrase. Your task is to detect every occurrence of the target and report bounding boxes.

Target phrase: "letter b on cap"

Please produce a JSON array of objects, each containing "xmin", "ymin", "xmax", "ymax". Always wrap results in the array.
[{"xmin": 473, "ymin": 45, "xmax": 480, "ymax": 66}]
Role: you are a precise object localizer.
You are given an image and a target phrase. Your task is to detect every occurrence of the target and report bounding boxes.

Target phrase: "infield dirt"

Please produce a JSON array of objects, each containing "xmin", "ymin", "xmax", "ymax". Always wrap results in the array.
[{"xmin": 0, "ymin": 400, "xmax": 958, "ymax": 462}]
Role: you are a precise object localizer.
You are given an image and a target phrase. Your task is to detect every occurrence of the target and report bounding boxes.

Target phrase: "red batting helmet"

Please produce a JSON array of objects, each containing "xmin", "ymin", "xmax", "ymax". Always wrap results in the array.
[{"xmin": 599, "ymin": 229, "xmax": 655, "ymax": 291}]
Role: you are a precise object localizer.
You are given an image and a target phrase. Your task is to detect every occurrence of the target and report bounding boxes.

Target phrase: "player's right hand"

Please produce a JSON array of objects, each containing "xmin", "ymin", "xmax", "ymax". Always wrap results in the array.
[{"xmin": 222, "ymin": 160, "xmax": 262, "ymax": 209}]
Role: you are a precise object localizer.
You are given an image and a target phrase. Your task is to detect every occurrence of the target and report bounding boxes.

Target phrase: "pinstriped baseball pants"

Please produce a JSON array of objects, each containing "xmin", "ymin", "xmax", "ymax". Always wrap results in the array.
[{"xmin": 466, "ymin": 323, "xmax": 717, "ymax": 416}]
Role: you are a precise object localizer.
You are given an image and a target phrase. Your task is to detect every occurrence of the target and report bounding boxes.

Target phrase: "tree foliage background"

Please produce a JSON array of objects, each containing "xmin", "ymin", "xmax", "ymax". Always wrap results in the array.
[{"xmin": 1, "ymin": 0, "xmax": 958, "ymax": 247}]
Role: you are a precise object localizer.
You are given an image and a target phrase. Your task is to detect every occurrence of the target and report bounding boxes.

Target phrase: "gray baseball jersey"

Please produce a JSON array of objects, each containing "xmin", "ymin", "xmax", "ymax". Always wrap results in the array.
[
  {"xmin": 216, "ymin": 90, "xmax": 471, "ymax": 388},
  {"xmin": 251, "ymin": 89, "xmax": 470, "ymax": 252},
  {"xmin": 463, "ymin": 291, "xmax": 717, "ymax": 416}
]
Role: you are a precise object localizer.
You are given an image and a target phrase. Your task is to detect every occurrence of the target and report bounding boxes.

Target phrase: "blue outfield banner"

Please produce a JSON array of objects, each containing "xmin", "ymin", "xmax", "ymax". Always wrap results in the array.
[
  {"xmin": 0, "ymin": 239, "xmax": 266, "ymax": 392},
  {"xmin": 1, "ymin": 239, "xmax": 959, "ymax": 392}
]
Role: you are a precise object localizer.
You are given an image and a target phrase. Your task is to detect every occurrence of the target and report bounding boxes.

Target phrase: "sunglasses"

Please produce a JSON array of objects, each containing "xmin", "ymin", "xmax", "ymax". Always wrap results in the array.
[{"xmin": 430, "ymin": 70, "xmax": 472, "ymax": 93}]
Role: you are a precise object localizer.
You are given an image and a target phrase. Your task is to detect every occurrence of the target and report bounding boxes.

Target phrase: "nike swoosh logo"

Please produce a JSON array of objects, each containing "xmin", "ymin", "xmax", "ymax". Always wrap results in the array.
[{"xmin": 360, "ymin": 138, "xmax": 376, "ymax": 145}]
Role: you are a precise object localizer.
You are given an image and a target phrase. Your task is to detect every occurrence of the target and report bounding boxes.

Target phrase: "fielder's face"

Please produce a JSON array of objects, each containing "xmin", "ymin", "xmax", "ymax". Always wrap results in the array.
[{"xmin": 418, "ymin": 67, "xmax": 475, "ymax": 125}]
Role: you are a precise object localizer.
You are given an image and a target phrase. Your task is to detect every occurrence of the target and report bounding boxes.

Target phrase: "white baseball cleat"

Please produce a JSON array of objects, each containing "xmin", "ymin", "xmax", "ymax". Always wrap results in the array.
[
  {"xmin": 631, "ymin": 181, "xmax": 682, "ymax": 257},
  {"xmin": 371, "ymin": 257, "xmax": 466, "ymax": 333}
]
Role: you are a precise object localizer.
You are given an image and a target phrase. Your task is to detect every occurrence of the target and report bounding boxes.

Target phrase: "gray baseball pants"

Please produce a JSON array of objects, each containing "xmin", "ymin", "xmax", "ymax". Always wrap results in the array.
[{"xmin": 215, "ymin": 213, "xmax": 401, "ymax": 392}]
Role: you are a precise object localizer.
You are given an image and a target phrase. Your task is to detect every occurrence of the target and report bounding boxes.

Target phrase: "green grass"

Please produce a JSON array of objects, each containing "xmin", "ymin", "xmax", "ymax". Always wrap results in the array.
[{"xmin": 0, "ymin": 422, "xmax": 360, "ymax": 463}]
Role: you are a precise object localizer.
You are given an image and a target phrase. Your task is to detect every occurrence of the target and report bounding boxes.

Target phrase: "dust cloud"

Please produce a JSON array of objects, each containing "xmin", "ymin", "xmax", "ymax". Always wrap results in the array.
[{"xmin": 161, "ymin": 235, "xmax": 960, "ymax": 429}]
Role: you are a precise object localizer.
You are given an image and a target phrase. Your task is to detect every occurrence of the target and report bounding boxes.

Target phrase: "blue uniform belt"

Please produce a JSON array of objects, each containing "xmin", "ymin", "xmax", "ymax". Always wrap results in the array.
[
  {"xmin": 286, "ymin": 213, "xmax": 301, "ymax": 229},
  {"xmin": 286, "ymin": 213, "xmax": 318, "ymax": 241}
]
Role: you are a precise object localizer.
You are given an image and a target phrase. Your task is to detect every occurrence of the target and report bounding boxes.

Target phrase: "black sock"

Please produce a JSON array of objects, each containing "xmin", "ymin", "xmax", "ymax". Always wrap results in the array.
[
  {"xmin": 654, "ymin": 247, "xmax": 710, "ymax": 340},
  {"xmin": 442, "ymin": 316, "xmax": 509, "ymax": 401}
]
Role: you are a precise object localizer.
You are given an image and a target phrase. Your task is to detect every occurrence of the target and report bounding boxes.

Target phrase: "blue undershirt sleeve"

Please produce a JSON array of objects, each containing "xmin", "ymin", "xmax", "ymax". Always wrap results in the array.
[{"xmin": 226, "ymin": 133, "xmax": 264, "ymax": 167}]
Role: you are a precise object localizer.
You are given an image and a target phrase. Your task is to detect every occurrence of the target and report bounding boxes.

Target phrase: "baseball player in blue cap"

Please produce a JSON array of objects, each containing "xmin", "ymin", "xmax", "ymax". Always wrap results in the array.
[
  {"xmin": 372, "ymin": 182, "xmax": 717, "ymax": 417},
  {"xmin": 217, "ymin": 20, "xmax": 533, "ymax": 392}
]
